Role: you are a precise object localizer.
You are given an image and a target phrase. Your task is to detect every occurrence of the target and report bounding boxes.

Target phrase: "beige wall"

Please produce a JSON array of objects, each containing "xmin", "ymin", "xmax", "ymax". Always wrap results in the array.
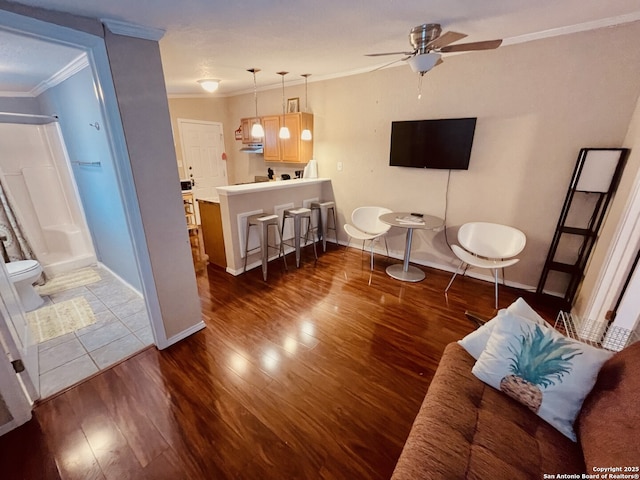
[{"xmin": 168, "ymin": 22, "xmax": 640, "ymax": 291}]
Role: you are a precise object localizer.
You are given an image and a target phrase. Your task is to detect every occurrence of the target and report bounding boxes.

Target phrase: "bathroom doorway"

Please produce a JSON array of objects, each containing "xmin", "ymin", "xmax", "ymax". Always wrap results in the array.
[
  {"xmin": 0, "ymin": 107, "xmax": 154, "ymax": 400},
  {"xmin": 0, "ymin": 11, "xmax": 159, "ymax": 412}
]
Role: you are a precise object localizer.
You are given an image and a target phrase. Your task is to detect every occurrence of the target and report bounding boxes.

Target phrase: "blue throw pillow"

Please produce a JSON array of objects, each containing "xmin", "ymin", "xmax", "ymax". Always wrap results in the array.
[{"xmin": 471, "ymin": 312, "xmax": 613, "ymax": 441}]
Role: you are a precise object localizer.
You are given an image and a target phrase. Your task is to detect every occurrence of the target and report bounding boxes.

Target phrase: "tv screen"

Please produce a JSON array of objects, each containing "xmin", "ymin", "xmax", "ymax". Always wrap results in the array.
[{"xmin": 389, "ymin": 117, "xmax": 477, "ymax": 170}]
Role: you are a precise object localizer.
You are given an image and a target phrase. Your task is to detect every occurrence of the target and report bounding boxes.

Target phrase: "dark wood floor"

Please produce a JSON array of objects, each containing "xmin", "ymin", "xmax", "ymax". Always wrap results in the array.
[{"xmin": 0, "ymin": 245, "xmax": 561, "ymax": 479}]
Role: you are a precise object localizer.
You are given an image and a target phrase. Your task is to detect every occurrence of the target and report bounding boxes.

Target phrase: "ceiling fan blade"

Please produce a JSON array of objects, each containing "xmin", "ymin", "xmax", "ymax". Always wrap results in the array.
[
  {"xmin": 425, "ymin": 31, "xmax": 467, "ymax": 50},
  {"xmin": 365, "ymin": 51, "xmax": 414, "ymax": 57},
  {"xmin": 371, "ymin": 56, "xmax": 411, "ymax": 72},
  {"xmin": 439, "ymin": 39, "xmax": 502, "ymax": 53}
]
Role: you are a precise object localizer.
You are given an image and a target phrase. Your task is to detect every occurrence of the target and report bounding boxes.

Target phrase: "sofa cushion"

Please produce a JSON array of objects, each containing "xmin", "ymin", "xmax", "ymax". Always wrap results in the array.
[
  {"xmin": 472, "ymin": 313, "xmax": 613, "ymax": 441},
  {"xmin": 391, "ymin": 343, "xmax": 584, "ymax": 479},
  {"xmin": 578, "ymin": 340, "xmax": 640, "ymax": 471},
  {"xmin": 458, "ymin": 297, "xmax": 546, "ymax": 359}
]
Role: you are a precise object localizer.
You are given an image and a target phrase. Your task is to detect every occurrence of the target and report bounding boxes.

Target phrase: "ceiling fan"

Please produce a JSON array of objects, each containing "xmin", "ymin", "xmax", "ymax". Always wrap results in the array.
[{"xmin": 366, "ymin": 23, "xmax": 502, "ymax": 75}]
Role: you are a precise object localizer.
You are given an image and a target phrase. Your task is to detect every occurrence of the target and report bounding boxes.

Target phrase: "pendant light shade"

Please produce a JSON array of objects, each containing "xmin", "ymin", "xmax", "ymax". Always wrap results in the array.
[
  {"xmin": 279, "ymin": 126, "xmax": 291, "ymax": 139},
  {"xmin": 300, "ymin": 73, "xmax": 312, "ymax": 141},
  {"xmin": 247, "ymin": 68, "xmax": 264, "ymax": 138},
  {"xmin": 277, "ymin": 71, "xmax": 290, "ymax": 139},
  {"xmin": 251, "ymin": 122, "xmax": 264, "ymax": 138}
]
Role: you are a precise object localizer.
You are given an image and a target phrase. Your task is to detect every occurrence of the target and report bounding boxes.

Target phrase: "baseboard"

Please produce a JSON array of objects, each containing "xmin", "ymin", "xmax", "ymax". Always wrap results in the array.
[
  {"xmin": 158, "ymin": 320, "xmax": 206, "ymax": 349},
  {"xmin": 340, "ymin": 238, "xmax": 539, "ymax": 293},
  {"xmin": 97, "ymin": 261, "xmax": 143, "ymax": 297}
]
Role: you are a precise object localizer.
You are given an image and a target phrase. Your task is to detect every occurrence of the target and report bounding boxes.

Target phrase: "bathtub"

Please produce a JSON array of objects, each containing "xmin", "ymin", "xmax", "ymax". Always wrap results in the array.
[{"xmin": 0, "ymin": 123, "xmax": 97, "ymax": 278}]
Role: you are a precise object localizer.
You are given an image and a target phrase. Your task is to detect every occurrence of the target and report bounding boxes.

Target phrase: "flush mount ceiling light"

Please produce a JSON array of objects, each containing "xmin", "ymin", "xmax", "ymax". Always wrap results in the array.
[
  {"xmin": 247, "ymin": 68, "xmax": 264, "ymax": 138},
  {"xmin": 197, "ymin": 79, "xmax": 220, "ymax": 93},
  {"xmin": 300, "ymin": 73, "xmax": 312, "ymax": 141},
  {"xmin": 277, "ymin": 71, "xmax": 290, "ymax": 140}
]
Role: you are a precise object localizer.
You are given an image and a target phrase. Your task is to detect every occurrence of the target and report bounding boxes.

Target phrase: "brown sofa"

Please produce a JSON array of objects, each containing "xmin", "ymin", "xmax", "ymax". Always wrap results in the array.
[{"xmin": 392, "ymin": 341, "xmax": 640, "ymax": 479}]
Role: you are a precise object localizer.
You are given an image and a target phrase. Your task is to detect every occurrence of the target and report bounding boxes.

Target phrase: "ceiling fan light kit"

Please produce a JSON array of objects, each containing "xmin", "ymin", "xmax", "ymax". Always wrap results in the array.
[
  {"xmin": 366, "ymin": 22, "xmax": 502, "ymax": 78},
  {"xmin": 407, "ymin": 53, "xmax": 441, "ymax": 75}
]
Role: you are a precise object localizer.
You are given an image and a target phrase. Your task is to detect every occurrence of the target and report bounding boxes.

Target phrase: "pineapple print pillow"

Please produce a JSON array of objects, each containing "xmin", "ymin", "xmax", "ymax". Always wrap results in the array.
[{"xmin": 471, "ymin": 313, "xmax": 613, "ymax": 441}]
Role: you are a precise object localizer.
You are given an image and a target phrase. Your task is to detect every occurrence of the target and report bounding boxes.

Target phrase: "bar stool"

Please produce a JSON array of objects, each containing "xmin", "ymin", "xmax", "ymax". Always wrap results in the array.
[
  {"xmin": 310, "ymin": 201, "xmax": 338, "ymax": 252},
  {"xmin": 281, "ymin": 207, "xmax": 318, "ymax": 268},
  {"xmin": 243, "ymin": 213, "xmax": 287, "ymax": 281}
]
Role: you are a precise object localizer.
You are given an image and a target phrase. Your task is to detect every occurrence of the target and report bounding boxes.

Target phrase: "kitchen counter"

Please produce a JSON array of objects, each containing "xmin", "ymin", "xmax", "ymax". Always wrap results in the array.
[
  {"xmin": 197, "ymin": 196, "xmax": 220, "ymax": 204},
  {"xmin": 217, "ymin": 178, "xmax": 329, "ymax": 197},
  {"xmin": 215, "ymin": 178, "xmax": 334, "ymax": 275}
]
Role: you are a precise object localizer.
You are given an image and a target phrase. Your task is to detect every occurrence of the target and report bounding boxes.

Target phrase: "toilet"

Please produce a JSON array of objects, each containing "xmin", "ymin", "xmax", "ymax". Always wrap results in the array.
[{"xmin": 6, "ymin": 260, "xmax": 44, "ymax": 312}]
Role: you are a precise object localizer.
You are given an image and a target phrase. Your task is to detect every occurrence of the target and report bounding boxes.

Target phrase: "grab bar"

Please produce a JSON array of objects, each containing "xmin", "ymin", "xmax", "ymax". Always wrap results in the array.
[{"xmin": 71, "ymin": 161, "xmax": 101, "ymax": 167}]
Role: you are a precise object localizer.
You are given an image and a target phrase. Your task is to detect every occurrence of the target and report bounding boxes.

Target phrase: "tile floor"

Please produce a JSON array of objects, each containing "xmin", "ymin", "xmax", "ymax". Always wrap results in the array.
[{"xmin": 35, "ymin": 267, "xmax": 154, "ymax": 399}]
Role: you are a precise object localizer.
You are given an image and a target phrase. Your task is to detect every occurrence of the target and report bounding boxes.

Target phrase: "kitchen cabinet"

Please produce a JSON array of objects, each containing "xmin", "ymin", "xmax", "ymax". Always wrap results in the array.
[
  {"xmin": 262, "ymin": 115, "xmax": 281, "ymax": 161},
  {"xmin": 262, "ymin": 113, "xmax": 313, "ymax": 163},
  {"xmin": 240, "ymin": 117, "xmax": 263, "ymax": 144},
  {"xmin": 198, "ymin": 199, "xmax": 226, "ymax": 268}
]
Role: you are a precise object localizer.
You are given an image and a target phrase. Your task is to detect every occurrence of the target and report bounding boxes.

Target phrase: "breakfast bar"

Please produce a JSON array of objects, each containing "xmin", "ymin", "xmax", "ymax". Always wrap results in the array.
[{"xmin": 216, "ymin": 178, "xmax": 334, "ymax": 275}]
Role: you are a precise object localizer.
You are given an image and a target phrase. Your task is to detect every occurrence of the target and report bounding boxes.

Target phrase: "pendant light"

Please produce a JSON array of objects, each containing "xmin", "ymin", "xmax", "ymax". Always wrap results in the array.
[
  {"xmin": 300, "ymin": 73, "xmax": 312, "ymax": 141},
  {"xmin": 277, "ymin": 71, "xmax": 290, "ymax": 139},
  {"xmin": 247, "ymin": 68, "xmax": 264, "ymax": 138}
]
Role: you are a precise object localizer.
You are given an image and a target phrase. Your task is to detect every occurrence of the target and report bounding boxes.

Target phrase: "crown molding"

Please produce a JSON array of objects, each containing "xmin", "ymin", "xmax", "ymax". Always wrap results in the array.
[
  {"xmin": 30, "ymin": 53, "xmax": 89, "ymax": 97},
  {"xmin": 101, "ymin": 19, "xmax": 165, "ymax": 41},
  {"xmin": 0, "ymin": 91, "xmax": 34, "ymax": 98},
  {"xmin": 502, "ymin": 11, "xmax": 640, "ymax": 46}
]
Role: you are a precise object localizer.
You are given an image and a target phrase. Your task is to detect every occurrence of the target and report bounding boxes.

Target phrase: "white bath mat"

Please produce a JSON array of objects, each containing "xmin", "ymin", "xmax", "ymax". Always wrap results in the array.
[
  {"xmin": 26, "ymin": 297, "xmax": 96, "ymax": 343},
  {"xmin": 36, "ymin": 267, "xmax": 101, "ymax": 296}
]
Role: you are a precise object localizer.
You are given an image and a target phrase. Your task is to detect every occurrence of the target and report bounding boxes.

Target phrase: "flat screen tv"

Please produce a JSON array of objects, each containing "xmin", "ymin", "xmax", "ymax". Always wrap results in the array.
[{"xmin": 389, "ymin": 117, "xmax": 477, "ymax": 170}]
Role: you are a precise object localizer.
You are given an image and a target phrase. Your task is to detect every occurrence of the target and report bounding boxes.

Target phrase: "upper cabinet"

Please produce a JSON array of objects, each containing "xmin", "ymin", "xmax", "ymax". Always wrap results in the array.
[
  {"xmin": 244, "ymin": 113, "xmax": 313, "ymax": 163},
  {"xmin": 240, "ymin": 117, "xmax": 263, "ymax": 144},
  {"xmin": 262, "ymin": 115, "xmax": 281, "ymax": 161}
]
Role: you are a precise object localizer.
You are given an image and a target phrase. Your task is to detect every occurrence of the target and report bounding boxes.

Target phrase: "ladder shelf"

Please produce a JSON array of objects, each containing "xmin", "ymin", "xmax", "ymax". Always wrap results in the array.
[{"xmin": 537, "ymin": 148, "xmax": 629, "ymax": 309}]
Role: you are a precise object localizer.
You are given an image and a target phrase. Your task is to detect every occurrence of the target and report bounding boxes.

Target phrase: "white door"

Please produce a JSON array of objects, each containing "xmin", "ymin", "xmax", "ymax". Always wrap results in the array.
[
  {"xmin": 178, "ymin": 120, "xmax": 227, "ymax": 224},
  {"xmin": 0, "ymin": 260, "xmax": 39, "ymax": 435},
  {"xmin": 614, "ymin": 263, "xmax": 640, "ymax": 329},
  {"xmin": 0, "ymin": 329, "xmax": 32, "ymax": 436}
]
